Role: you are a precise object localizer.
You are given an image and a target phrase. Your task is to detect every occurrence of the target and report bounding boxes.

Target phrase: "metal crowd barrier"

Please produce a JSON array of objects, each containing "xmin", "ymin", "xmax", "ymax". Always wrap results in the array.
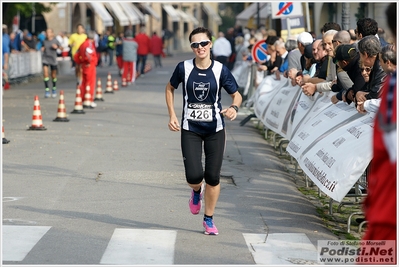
[{"xmin": 8, "ymin": 51, "xmax": 42, "ymax": 80}]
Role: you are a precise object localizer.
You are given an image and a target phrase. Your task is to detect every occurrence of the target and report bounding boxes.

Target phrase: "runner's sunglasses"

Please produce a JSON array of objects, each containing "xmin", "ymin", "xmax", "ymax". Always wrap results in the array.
[{"xmin": 190, "ymin": 40, "xmax": 211, "ymax": 49}]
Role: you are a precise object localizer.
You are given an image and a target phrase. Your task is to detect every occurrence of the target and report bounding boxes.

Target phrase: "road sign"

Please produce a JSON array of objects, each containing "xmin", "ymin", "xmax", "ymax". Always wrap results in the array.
[
  {"xmin": 251, "ymin": 40, "xmax": 268, "ymax": 63},
  {"xmin": 271, "ymin": 2, "xmax": 303, "ymax": 19}
]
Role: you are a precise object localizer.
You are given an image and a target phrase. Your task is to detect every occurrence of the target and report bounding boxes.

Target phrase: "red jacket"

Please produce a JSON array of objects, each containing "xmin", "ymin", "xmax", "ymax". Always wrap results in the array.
[
  {"xmin": 135, "ymin": 33, "xmax": 151, "ymax": 56},
  {"xmin": 363, "ymin": 73, "xmax": 397, "ymax": 227},
  {"xmin": 150, "ymin": 34, "xmax": 163, "ymax": 55},
  {"xmin": 74, "ymin": 38, "xmax": 97, "ymax": 65}
]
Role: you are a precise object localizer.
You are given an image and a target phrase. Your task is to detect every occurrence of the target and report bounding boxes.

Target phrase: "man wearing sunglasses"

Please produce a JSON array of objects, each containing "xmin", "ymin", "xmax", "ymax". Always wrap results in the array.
[{"xmin": 352, "ymin": 35, "xmax": 386, "ymax": 105}]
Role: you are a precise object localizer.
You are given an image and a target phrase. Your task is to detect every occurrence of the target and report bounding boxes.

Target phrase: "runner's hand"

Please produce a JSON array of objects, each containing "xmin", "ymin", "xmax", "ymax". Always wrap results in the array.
[
  {"xmin": 220, "ymin": 107, "xmax": 237, "ymax": 121},
  {"xmin": 168, "ymin": 117, "xmax": 180, "ymax": 131}
]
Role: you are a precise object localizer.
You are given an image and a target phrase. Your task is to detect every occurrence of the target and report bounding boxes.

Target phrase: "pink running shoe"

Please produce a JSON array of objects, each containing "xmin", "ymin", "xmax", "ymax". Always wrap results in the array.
[
  {"xmin": 189, "ymin": 189, "xmax": 202, "ymax": 215},
  {"xmin": 203, "ymin": 217, "xmax": 218, "ymax": 235}
]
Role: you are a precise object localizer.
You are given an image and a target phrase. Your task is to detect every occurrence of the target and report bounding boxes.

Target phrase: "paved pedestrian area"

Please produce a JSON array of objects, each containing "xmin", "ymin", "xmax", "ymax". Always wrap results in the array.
[{"xmin": 2, "ymin": 53, "xmax": 341, "ymax": 265}]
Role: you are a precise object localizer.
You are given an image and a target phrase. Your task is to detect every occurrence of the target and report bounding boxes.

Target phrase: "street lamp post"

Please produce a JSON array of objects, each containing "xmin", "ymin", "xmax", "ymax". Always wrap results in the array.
[{"xmin": 31, "ymin": 3, "xmax": 36, "ymax": 33}]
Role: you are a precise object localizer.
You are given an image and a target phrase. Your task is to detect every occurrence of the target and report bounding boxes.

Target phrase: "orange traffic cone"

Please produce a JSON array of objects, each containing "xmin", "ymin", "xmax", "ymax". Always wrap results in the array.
[
  {"xmin": 71, "ymin": 85, "xmax": 85, "ymax": 114},
  {"xmin": 28, "ymin": 95, "xmax": 47, "ymax": 130},
  {"xmin": 53, "ymin": 90, "xmax": 69, "ymax": 122},
  {"xmin": 122, "ymin": 77, "xmax": 127, "ymax": 87},
  {"xmin": 2, "ymin": 126, "xmax": 10, "ymax": 144},
  {"xmin": 113, "ymin": 80, "xmax": 119, "ymax": 91},
  {"xmin": 83, "ymin": 86, "xmax": 93, "ymax": 109},
  {"xmin": 105, "ymin": 72, "xmax": 114, "ymax": 94},
  {"xmin": 94, "ymin": 78, "xmax": 104, "ymax": 101}
]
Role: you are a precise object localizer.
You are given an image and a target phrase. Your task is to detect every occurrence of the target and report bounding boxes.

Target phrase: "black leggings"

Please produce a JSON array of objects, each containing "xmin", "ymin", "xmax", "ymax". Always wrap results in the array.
[{"xmin": 181, "ymin": 129, "xmax": 226, "ymax": 186}]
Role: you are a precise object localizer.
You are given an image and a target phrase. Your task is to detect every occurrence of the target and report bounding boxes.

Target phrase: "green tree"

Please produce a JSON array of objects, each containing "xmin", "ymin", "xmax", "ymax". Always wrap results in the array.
[
  {"xmin": 218, "ymin": 3, "xmax": 245, "ymax": 33},
  {"xmin": 2, "ymin": 3, "xmax": 56, "ymax": 27}
]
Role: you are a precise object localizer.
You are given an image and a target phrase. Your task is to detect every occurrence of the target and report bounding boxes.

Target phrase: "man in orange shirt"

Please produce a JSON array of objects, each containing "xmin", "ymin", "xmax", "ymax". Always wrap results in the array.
[{"xmin": 134, "ymin": 27, "xmax": 151, "ymax": 77}]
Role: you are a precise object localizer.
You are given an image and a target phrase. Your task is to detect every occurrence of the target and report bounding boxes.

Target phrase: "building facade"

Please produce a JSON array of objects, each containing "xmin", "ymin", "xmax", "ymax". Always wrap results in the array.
[{"xmin": 40, "ymin": 2, "xmax": 222, "ymax": 54}]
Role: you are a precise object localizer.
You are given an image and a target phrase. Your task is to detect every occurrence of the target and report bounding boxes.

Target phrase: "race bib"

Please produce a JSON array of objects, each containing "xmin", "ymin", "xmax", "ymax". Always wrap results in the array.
[{"xmin": 187, "ymin": 103, "xmax": 213, "ymax": 122}]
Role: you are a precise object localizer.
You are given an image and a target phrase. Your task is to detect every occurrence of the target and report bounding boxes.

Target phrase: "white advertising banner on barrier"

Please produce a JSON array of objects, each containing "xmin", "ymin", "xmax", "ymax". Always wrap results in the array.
[
  {"xmin": 253, "ymin": 76, "xmax": 375, "ymax": 202},
  {"xmin": 288, "ymin": 91, "xmax": 335, "ymax": 139},
  {"xmin": 287, "ymin": 101, "xmax": 362, "ymax": 160},
  {"xmin": 262, "ymin": 82, "xmax": 301, "ymax": 139},
  {"xmin": 295, "ymin": 111, "xmax": 375, "ymax": 202},
  {"xmin": 253, "ymin": 75, "xmax": 288, "ymax": 119}
]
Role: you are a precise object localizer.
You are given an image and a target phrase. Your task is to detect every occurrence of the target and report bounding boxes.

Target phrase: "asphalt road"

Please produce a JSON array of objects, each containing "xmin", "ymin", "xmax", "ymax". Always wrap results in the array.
[{"xmin": 2, "ymin": 53, "xmax": 338, "ymax": 266}]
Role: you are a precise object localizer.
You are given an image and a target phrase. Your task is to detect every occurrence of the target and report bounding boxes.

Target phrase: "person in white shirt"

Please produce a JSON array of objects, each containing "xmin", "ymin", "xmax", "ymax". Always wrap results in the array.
[
  {"xmin": 56, "ymin": 31, "xmax": 69, "ymax": 57},
  {"xmin": 212, "ymin": 32, "xmax": 232, "ymax": 66}
]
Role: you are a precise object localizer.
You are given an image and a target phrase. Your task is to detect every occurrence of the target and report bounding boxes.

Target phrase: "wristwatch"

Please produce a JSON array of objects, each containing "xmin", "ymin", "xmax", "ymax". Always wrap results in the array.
[{"xmin": 229, "ymin": 105, "xmax": 239, "ymax": 112}]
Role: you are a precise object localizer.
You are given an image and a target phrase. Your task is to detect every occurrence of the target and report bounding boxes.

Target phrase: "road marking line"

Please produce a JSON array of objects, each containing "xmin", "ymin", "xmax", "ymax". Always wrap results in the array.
[
  {"xmin": 100, "ymin": 228, "xmax": 177, "ymax": 265},
  {"xmin": 2, "ymin": 225, "xmax": 51, "ymax": 261},
  {"xmin": 243, "ymin": 233, "xmax": 320, "ymax": 265}
]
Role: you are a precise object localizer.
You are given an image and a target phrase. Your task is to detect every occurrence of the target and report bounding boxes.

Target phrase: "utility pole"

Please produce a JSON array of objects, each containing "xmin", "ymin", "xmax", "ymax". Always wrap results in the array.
[
  {"xmin": 256, "ymin": 2, "xmax": 260, "ymax": 29},
  {"xmin": 342, "ymin": 3, "xmax": 350, "ymax": 30},
  {"xmin": 31, "ymin": 3, "xmax": 36, "ymax": 33}
]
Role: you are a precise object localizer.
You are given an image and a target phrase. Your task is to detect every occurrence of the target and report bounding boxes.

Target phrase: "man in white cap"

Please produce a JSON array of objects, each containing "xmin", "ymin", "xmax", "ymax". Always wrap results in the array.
[{"xmin": 285, "ymin": 31, "xmax": 314, "ymax": 84}]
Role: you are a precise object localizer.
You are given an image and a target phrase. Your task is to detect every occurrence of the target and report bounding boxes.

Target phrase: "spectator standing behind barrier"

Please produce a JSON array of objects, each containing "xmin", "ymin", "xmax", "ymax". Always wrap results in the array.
[
  {"xmin": 41, "ymin": 28, "xmax": 62, "ymax": 98},
  {"xmin": 286, "ymin": 31, "xmax": 313, "ymax": 82},
  {"xmin": 165, "ymin": 27, "xmax": 242, "ymax": 236},
  {"xmin": 68, "ymin": 24, "xmax": 87, "ymax": 86},
  {"xmin": 12, "ymin": 29, "xmax": 23, "ymax": 51},
  {"xmin": 377, "ymin": 27, "xmax": 388, "ymax": 47},
  {"xmin": 115, "ymin": 32, "xmax": 124, "ymax": 76},
  {"xmin": 107, "ymin": 32, "xmax": 116, "ymax": 67},
  {"xmin": 99, "ymin": 31, "xmax": 109, "ymax": 66},
  {"xmin": 74, "ymin": 31, "xmax": 98, "ymax": 108},
  {"xmin": 300, "ymin": 30, "xmax": 338, "ymax": 96},
  {"xmin": 135, "ymin": 27, "xmax": 151, "ymax": 77},
  {"xmin": 212, "ymin": 32, "xmax": 232, "ymax": 67},
  {"xmin": 232, "ymin": 36, "xmax": 247, "ymax": 69},
  {"xmin": 21, "ymin": 29, "xmax": 36, "ymax": 51},
  {"xmin": 122, "ymin": 30, "xmax": 138, "ymax": 85},
  {"xmin": 353, "ymin": 35, "xmax": 386, "ymax": 104},
  {"xmin": 360, "ymin": 3, "xmax": 397, "ymax": 257},
  {"xmin": 356, "ymin": 44, "xmax": 396, "ymax": 114},
  {"xmin": 302, "ymin": 44, "xmax": 316, "ymax": 77},
  {"xmin": 258, "ymin": 36, "xmax": 281, "ymax": 76},
  {"xmin": 274, "ymin": 40, "xmax": 289, "ymax": 78},
  {"xmin": 320, "ymin": 22, "xmax": 341, "ymax": 36},
  {"xmin": 225, "ymin": 27, "xmax": 236, "ymax": 70},
  {"xmin": 354, "ymin": 18, "xmax": 379, "ymax": 50},
  {"xmin": 348, "ymin": 29, "xmax": 357, "ymax": 44},
  {"xmin": 295, "ymin": 39, "xmax": 321, "ymax": 87},
  {"xmin": 36, "ymin": 31, "xmax": 46, "ymax": 51},
  {"xmin": 2, "ymin": 24, "xmax": 11, "ymax": 90},
  {"xmin": 331, "ymin": 44, "xmax": 365, "ymax": 104},
  {"xmin": 150, "ymin": 31, "xmax": 163, "ymax": 68},
  {"xmin": 56, "ymin": 31, "xmax": 70, "ymax": 57}
]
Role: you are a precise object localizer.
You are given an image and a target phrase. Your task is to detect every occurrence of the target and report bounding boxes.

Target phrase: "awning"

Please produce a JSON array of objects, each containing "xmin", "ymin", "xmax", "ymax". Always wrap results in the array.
[
  {"xmin": 104, "ymin": 3, "xmax": 130, "ymax": 26},
  {"xmin": 140, "ymin": 3, "xmax": 161, "ymax": 21},
  {"xmin": 87, "ymin": 3, "xmax": 113, "ymax": 27},
  {"xmin": 118, "ymin": 2, "xmax": 143, "ymax": 25},
  {"xmin": 236, "ymin": 2, "xmax": 267, "ymax": 21},
  {"xmin": 202, "ymin": 4, "xmax": 222, "ymax": 25},
  {"xmin": 177, "ymin": 10, "xmax": 189, "ymax": 22},
  {"xmin": 162, "ymin": 4, "xmax": 180, "ymax": 22},
  {"xmin": 177, "ymin": 10, "xmax": 199, "ymax": 25},
  {"xmin": 253, "ymin": 3, "xmax": 272, "ymax": 20}
]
